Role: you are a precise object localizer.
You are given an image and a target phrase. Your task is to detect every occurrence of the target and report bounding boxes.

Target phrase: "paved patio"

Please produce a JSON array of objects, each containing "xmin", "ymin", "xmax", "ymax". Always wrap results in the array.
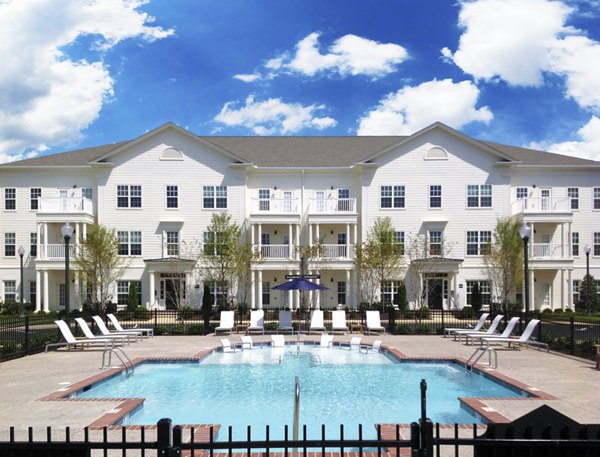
[{"xmin": 0, "ymin": 333, "xmax": 597, "ymax": 434}]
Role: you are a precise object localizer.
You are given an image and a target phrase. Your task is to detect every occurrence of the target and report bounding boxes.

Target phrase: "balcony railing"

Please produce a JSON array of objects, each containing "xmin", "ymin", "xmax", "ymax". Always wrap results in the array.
[
  {"xmin": 255, "ymin": 244, "xmax": 293, "ymax": 259},
  {"xmin": 319, "ymin": 244, "xmax": 354, "ymax": 259},
  {"xmin": 512, "ymin": 197, "xmax": 571, "ymax": 214},
  {"xmin": 308, "ymin": 198, "xmax": 356, "ymax": 214},
  {"xmin": 43, "ymin": 243, "xmax": 78, "ymax": 260},
  {"xmin": 250, "ymin": 198, "xmax": 299, "ymax": 214},
  {"xmin": 531, "ymin": 243, "xmax": 565, "ymax": 259},
  {"xmin": 38, "ymin": 197, "xmax": 94, "ymax": 214}
]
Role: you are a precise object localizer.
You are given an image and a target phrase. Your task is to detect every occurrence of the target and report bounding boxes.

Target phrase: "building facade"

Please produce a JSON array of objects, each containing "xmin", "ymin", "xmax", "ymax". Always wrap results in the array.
[{"xmin": 1, "ymin": 122, "xmax": 598, "ymax": 312}]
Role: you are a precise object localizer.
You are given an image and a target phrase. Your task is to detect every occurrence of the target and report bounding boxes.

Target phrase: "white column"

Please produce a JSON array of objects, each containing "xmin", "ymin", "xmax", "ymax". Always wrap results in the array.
[
  {"xmin": 257, "ymin": 224, "xmax": 262, "ymax": 254},
  {"xmin": 345, "ymin": 270, "xmax": 350, "ymax": 307},
  {"xmin": 346, "ymin": 223, "xmax": 350, "ymax": 258},
  {"xmin": 560, "ymin": 269, "xmax": 566, "ymax": 310},
  {"xmin": 250, "ymin": 269, "xmax": 256, "ymax": 310},
  {"xmin": 43, "ymin": 270, "xmax": 49, "ymax": 312},
  {"xmin": 288, "ymin": 270, "xmax": 293, "ymax": 309},
  {"xmin": 36, "ymin": 223, "xmax": 41, "ymax": 260},
  {"xmin": 568, "ymin": 269, "xmax": 573, "ymax": 309},
  {"xmin": 288, "ymin": 224, "xmax": 293, "ymax": 257},
  {"xmin": 353, "ymin": 224, "xmax": 358, "ymax": 247},
  {"xmin": 35, "ymin": 270, "xmax": 42, "ymax": 312},
  {"xmin": 315, "ymin": 224, "xmax": 320, "ymax": 243},
  {"xmin": 149, "ymin": 272, "xmax": 155, "ymax": 309},
  {"xmin": 308, "ymin": 223, "xmax": 312, "ymax": 247},
  {"xmin": 453, "ymin": 273, "xmax": 459, "ymax": 309},
  {"xmin": 43, "ymin": 223, "xmax": 48, "ymax": 259},
  {"xmin": 529, "ymin": 269, "xmax": 535, "ymax": 310},
  {"xmin": 82, "ymin": 223, "xmax": 87, "ymax": 241},
  {"xmin": 315, "ymin": 272, "xmax": 320, "ymax": 310},
  {"xmin": 257, "ymin": 270, "xmax": 263, "ymax": 310},
  {"xmin": 294, "ymin": 270, "xmax": 300, "ymax": 310},
  {"xmin": 295, "ymin": 226, "xmax": 300, "ymax": 260}
]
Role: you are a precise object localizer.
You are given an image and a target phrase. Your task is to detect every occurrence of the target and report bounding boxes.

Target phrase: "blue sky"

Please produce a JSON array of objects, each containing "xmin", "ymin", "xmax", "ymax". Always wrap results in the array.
[{"xmin": 1, "ymin": 0, "xmax": 600, "ymax": 163}]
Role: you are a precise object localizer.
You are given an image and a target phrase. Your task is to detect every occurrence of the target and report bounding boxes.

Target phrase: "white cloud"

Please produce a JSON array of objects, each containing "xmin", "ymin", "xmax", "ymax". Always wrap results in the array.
[
  {"xmin": 531, "ymin": 116, "xmax": 600, "ymax": 161},
  {"xmin": 214, "ymin": 95, "xmax": 337, "ymax": 135},
  {"xmin": 0, "ymin": 0, "xmax": 173, "ymax": 163},
  {"xmin": 233, "ymin": 73, "xmax": 261, "ymax": 83},
  {"xmin": 235, "ymin": 32, "xmax": 409, "ymax": 82},
  {"xmin": 357, "ymin": 79, "xmax": 492, "ymax": 135}
]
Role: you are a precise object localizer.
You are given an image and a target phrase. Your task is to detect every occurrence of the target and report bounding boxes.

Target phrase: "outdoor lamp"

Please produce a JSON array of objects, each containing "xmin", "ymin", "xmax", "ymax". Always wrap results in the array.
[
  {"xmin": 585, "ymin": 244, "xmax": 591, "ymax": 314},
  {"xmin": 18, "ymin": 245, "xmax": 25, "ymax": 318},
  {"xmin": 61, "ymin": 222, "xmax": 74, "ymax": 314},
  {"xmin": 519, "ymin": 223, "xmax": 532, "ymax": 322}
]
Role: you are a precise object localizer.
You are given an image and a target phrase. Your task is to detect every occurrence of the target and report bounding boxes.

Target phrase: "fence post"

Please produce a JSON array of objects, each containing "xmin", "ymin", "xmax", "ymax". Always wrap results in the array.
[
  {"xmin": 154, "ymin": 309, "xmax": 158, "ymax": 333},
  {"xmin": 157, "ymin": 418, "xmax": 180, "ymax": 456},
  {"xmin": 24, "ymin": 316, "xmax": 30, "ymax": 353},
  {"xmin": 569, "ymin": 316, "xmax": 575, "ymax": 355},
  {"xmin": 410, "ymin": 422, "xmax": 420, "ymax": 456},
  {"xmin": 537, "ymin": 312, "xmax": 542, "ymax": 341},
  {"xmin": 388, "ymin": 306, "xmax": 395, "ymax": 333}
]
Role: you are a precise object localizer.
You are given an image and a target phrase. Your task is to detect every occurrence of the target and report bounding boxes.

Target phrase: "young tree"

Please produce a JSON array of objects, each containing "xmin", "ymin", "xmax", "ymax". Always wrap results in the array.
[
  {"xmin": 484, "ymin": 217, "xmax": 523, "ymax": 310},
  {"xmin": 74, "ymin": 223, "xmax": 127, "ymax": 313},
  {"xmin": 127, "ymin": 282, "xmax": 139, "ymax": 311},
  {"xmin": 578, "ymin": 274, "xmax": 599, "ymax": 314},
  {"xmin": 471, "ymin": 282, "xmax": 482, "ymax": 313}
]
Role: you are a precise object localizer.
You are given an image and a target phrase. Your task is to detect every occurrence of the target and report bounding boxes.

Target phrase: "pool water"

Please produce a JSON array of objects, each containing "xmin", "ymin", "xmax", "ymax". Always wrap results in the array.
[{"xmin": 77, "ymin": 345, "xmax": 528, "ymax": 439}]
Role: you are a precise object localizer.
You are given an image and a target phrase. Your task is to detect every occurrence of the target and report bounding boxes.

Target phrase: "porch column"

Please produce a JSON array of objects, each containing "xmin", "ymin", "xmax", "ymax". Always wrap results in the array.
[
  {"xmin": 345, "ymin": 269, "xmax": 350, "ymax": 307},
  {"xmin": 36, "ymin": 223, "xmax": 41, "ymax": 260},
  {"xmin": 353, "ymin": 223, "xmax": 358, "ymax": 247},
  {"xmin": 149, "ymin": 272, "xmax": 155, "ymax": 309},
  {"xmin": 43, "ymin": 223, "xmax": 48, "ymax": 260},
  {"xmin": 346, "ymin": 224, "xmax": 350, "ymax": 258},
  {"xmin": 314, "ymin": 272, "xmax": 320, "ymax": 310},
  {"xmin": 560, "ymin": 269, "xmax": 566, "ymax": 310},
  {"xmin": 315, "ymin": 224, "xmax": 320, "ymax": 244},
  {"xmin": 250, "ymin": 270, "xmax": 256, "ymax": 310},
  {"xmin": 453, "ymin": 273, "xmax": 459, "ymax": 309},
  {"xmin": 529, "ymin": 269, "xmax": 535, "ymax": 311},
  {"xmin": 308, "ymin": 224, "xmax": 312, "ymax": 247},
  {"xmin": 352, "ymin": 270, "xmax": 358, "ymax": 308},
  {"xmin": 257, "ymin": 224, "xmax": 262, "ymax": 255},
  {"xmin": 288, "ymin": 270, "xmax": 293, "ymax": 309},
  {"xmin": 294, "ymin": 270, "xmax": 300, "ymax": 310},
  {"xmin": 257, "ymin": 270, "xmax": 263, "ymax": 310},
  {"xmin": 35, "ymin": 270, "xmax": 42, "ymax": 312},
  {"xmin": 288, "ymin": 224, "xmax": 293, "ymax": 257},
  {"xmin": 43, "ymin": 270, "xmax": 49, "ymax": 312},
  {"xmin": 568, "ymin": 269, "xmax": 573, "ymax": 309},
  {"xmin": 82, "ymin": 223, "xmax": 87, "ymax": 241},
  {"xmin": 295, "ymin": 226, "xmax": 300, "ymax": 260}
]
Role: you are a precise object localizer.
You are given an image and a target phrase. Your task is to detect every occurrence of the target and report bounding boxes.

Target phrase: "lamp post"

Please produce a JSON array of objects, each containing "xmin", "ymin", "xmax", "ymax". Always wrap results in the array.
[
  {"xmin": 519, "ymin": 223, "xmax": 532, "ymax": 323},
  {"xmin": 18, "ymin": 245, "xmax": 25, "ymax": 318},
  {"xmin": 61, "ymin": 223, "xmax": 74, "ymax": 315},
  {"xmin": 585, "ymin": 244, "xmax": 591, "ymax": 315}
]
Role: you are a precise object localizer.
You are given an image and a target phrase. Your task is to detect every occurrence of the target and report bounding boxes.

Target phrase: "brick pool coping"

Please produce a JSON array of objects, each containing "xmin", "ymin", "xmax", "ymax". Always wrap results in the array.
[{"xmin": 38, "ymin": 341, "xmax": 558, "ymax": 433}]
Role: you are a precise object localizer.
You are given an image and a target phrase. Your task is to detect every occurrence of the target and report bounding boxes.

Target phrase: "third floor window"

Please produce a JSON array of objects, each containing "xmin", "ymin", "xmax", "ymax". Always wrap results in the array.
[
  {"xmin": 30, "ymin": 188, "xmax": 41, "ymax": 210},
  {"xmin": 594, "ymin": 188, "xmax": 600, "ymax": 210},
  {"xmin": 568, "ymin": 187, "xmax": 579, "ymax": 210}
]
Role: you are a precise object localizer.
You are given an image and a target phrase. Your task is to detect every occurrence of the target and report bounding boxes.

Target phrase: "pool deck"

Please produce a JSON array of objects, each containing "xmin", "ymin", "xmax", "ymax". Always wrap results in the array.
[{"xmin": 0, "ymin": 333, "xmax": 598, "ymax": 434}]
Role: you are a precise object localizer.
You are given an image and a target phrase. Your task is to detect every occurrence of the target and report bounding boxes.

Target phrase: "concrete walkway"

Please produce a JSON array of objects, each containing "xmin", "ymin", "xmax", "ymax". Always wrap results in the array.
[{"xmin": 0, "ymin": 333, "xmax": 597, "ymax": 434}]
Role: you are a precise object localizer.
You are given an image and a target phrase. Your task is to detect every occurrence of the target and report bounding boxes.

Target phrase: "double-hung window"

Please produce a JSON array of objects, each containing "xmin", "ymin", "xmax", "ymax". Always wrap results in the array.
[
  {"xmin": 337, "ymin": 281, "xmax": 346, "ymax": 305},
  {"xmin": 203, "ymin": 232, "xmax": 216, "ymax": 255},
  {"xmin": 466, "ymin": 281, "xmax": 491, "ymax": 305},
  {"xmin": 258, "ymin": 189, "xmax": 270, "ymax": 211},
  {"xmin": 4, "ymin": 281, "xmax": 16, "ymax": 303},
  {"xmin": 118, "ymin": 231, "xmax": 142, "ymax": 256},
  {"xmin": 117, "ymin": 281, "xmax": 142, "ymax": 307},
  {"xmin": 30, "ymin": 188, "xmax": 41, "ymax": 210},
  {"xmin": 467, "ymin": 185, "xmax": 492, "ymax": 208},
  {"xmin": 466, "ymin": 231, "xmax": 492, "ymax": 256},
  {"xmin": 594, "ymin": 232, "xmax": 600, "ymax": 256},
  {"xmin": 380, "ymin": 185, "xmax": 405, "ymax": 208},
  {"xmin": 166, "ymin": 231, "xmax": 179, "ymax": 256},
  {"xmin": 594, "ymin": 188, "xmax": 600, "ymax": 210},
  {"xmin": 4, "ymin": 233, "xmax": 15, "ymax": 256},
  {"xmin": 394, "ymin": 231, "xmax": 405, "ymax": 255},
  {"xmin": 429, "ymin": 230, "xmax": 442, "ymax": 256},
  {"xmin": 166, "ymin": 185, "xmax": 178, "ymax": 208},
  {"xmin": 30, "ymin": 233, "xmax": 37, "ymax": 257},
  {"xmin": 572, "ymin": 232, "xmax": 579, "ymax": 256},
  {"xmin": 117, "ymin": 185, "xmax": 142, "ymax": 208},
  {"xmin": 429, "ymin": 185, "xmax": 442, "ymax": 208},
  {"xmin": 203, "ymin": 185, "xmax": 227, "ymax": 208},
  {"xmin": 5, "ymin": 188, "xmax": 16, "ymax": 210},
  {"xmin": 568, "ymin": 187, "xmax": 579, "ymax": 210}
]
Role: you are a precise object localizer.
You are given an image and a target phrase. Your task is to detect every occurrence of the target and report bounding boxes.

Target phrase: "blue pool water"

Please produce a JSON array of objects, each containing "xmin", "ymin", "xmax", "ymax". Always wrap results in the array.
[{"xmin": 77, "ymin": 345, "xmax": 528, "ymax": 439}]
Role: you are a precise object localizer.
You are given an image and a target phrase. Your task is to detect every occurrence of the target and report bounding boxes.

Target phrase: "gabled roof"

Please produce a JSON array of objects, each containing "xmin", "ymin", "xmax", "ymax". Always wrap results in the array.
[{"xmin": 480, "ymin": 141, "xmax": 599, "ymax": 166}]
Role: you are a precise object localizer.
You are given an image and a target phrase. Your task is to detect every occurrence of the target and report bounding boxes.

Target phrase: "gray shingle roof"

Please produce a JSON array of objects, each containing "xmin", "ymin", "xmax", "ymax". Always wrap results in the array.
[{"xmin": 480, "ymin": 141, "xmax": 599, "ymax": 166}]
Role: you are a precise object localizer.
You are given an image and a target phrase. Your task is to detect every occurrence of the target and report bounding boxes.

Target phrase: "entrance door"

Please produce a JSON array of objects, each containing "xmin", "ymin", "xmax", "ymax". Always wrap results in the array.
[
  {"xmin": 58, "ymin": 189, "xmax": 69, "ymax": 211},
  {"xmin": 540, "ymin": 188, "xmax": 551, "ymax": 211},
  {"xmin": 159, "ymin": 277, "xmax": 184, "ymax": 310},
  {"xmin": 427, "ymin": 278, "xmax": 444, "ymax": 309}
]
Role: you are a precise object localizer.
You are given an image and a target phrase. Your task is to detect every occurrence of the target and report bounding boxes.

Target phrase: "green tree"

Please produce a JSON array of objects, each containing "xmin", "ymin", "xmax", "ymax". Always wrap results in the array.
[
  {"xmin": 578, "ymin": 274, "xmax": 599, "ymax": 314},
  {"xmin": 202, "ymin": 284, "xmax": 212, "ymax": 334},
  {"xmin": 484, "ymin": 218, "xmax": 523, "ymax": 310},
  {"xmin": 471, "ymin": 282, "xmax": 482, "ymax": 312},
  {"xmin": 74, "ymin": 223, "xmax": 127, "ymax": 313},
  {"xmin": 127, "ymin": 282, "xmax": 139, "ymax": 311}
]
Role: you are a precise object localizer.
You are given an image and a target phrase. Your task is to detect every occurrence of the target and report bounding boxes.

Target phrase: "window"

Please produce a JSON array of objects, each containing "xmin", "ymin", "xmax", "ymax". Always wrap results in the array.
[
  {"xmin": 29, "ymin": 281, "xmax": 36, "ymax": 306},
  {"xmin": 260, "ymin": 233, "xmax": 271, "ymax": 257},
  {"xmin": 572, "ymin": 232, "xmax": 579, "ymax": 257},
  {"xmin": 203, "ymin": 185, "xmax": 227, "ymax": 209},
  {"xmin": 262, "ymin": 281, "xmax": 270, "ymax": 306},
  {"xmin": 117, "ymin": 185, "xmax": 142, "ymax": 208},
  {"xmin": 595, "ymin": 188, "xmax": 600, "ymax": 210},
  {"xmin": 30, "ymin": 188, "xmax": 41, "ymax": 210},
  {"xmin": 4, "ymin": 281, "xmax": 16, "ymax": 303},
  {"xmin": 466, "ymin": 231, "xmax": 492, "ymax": 256},
  {"xmin": 117, "ymin": 231, "xmax": 142, "ymax": 256},
  {"xmin": 380, "ymin": 185, "xmax": 405, "ymax": 208},
  {"xmin": 568, "ymin": 187, "xmax": 579, "ymax": 210},
  {"xmin": 30, "ymin": 233, "xmax": 37, "ymax": 257},
  {"xmin": 429, "ymin": 231, "xmax": 442, "ymax": 256},
  {"xmin": 381, "ymin": 281, "xmax": 400, "ymax": 305},
  {"xmin": 429, "ymin": 185, "xmax": 442, "ymax": 208},
  {"xmin": 5, "ymin": 188, "xmax": 16, "ymax": 210},
  {"xmin": 337, "ymin": 281, "xmax": 346, "ymax": 305},
  {"xmin": 117, "ymin": 281, "xmax": 141, "ymax": 307},
  {"xmin": 573, "ymin": 280, "xmax": 580, "ymax": 304},
  {"xmin": 82, "ymin": 188, "xmax": 93, "ymax": 200},
  {"xmin": 4, "ymin": 232, "xmax": 15, "ymax": 256},
  {"xmin": 467, "ymin": 185, "xmax": 492, "ymax": 208},
  {"xmin": 166, "ymin": 231, "xmax": 179, "ymax": 256},
  {"xmin": 594, "ymin": 232, "xmax": 600, "ymax": 256},
  {"xmin": 258, "ymin": 189, "xmax": 270, "ymax": 211},
  {"xmin": 394, "ymin": 231, "xmax": 405, "ymax": 255},
  {"xmin": 209, "ymin": 282, "xmax": 227, "ymax": 307},
  {"xmin": 516, "ymin": 187, "xmax": 528, "ymax": 200},
  {"xmin": 166, "ymin": 185, "xmax": 178, "ymax": 208},
  {"xmin": 337, "ymin": 188, "xmax": 351, "ymax": 211},
  {"xmin": 204, "ymin": 232, "xmax": 216, "ymax": 255},
  {"xmin": 466, "ymin": 281, "xmax": 491, "ymax": 306}
]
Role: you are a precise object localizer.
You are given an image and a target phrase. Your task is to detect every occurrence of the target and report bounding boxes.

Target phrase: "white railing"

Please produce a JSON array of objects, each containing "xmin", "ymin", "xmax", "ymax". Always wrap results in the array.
[
  {"xmin": 255, "ymin": 244, "xmax": 292, "ymax": 259},
  {"xmin": 531, "ymin": 243, "xmax": 563, "ymax": 259},
  {"xmin": 320, "ymin": 244, "xmax": 354, "ymax": 259},
  {"xmin": 308, "ymin": 198, "xmax": 356, "ymax": 214},
  {"xmin": 250, "ymin": 198, "xmax": 299, "ymax": 214},
  {"xmin": 512, "ymin": 197, "xmax": 571, "ymax": 214},
  {"xmin": 38, "ymin": 197, "xmax": 94, "ymax": 214},
  {"xmin": 44, "ymin": 243, "xmax": 78, "ymax": 260}
]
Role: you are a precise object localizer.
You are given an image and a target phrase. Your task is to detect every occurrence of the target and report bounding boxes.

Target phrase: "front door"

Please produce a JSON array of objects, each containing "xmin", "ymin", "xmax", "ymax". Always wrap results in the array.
[
  {"xmin": 159, "ymin": 277, "xmax": 183, "ymax": 310},
  {"xmin": 427, "ymin": 278, "xmax": 444, "ymax": 309}
]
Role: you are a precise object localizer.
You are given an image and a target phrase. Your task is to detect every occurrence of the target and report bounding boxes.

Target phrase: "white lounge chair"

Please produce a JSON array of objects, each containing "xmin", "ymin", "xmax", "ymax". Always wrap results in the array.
[
  {"xmin": 308, "ymin": 310, "xmax": 326, "ymax": 334},
  {"xmin": 444, "ymin": 313, "xmax": 489, "ymax": 338},
  {"xmin": 215, "ymin": 311, "xmax": 235, "ymax": 335},
  {"xmin": 346, "ymin": 336, "xmax": 362, "ymax": 350},
  {"xmin": 365, "ymin": 311, "xmax": 385, "ymax": 334},
  {"xmin": 452, "ymin": 315, "xmax": 504, "ymax": 342},
  {"xmin": 271, "ymin": 335, "xmax": 285, "ymax": 347},
  {"xmin": 45, "ymin": 320, "xmax": 115, "ymax": 352},
  {"xmin": 247, "ymin": 310, "xmax": 265, "ymax": 334},
  {"xmin": 360, "ymin": 339, "xmax": 382, "ymax": 353},
  {"xmin": 75, "ymin": 317, "xmax": 131, "ymax": 345},
  {"xmin": 240, "ymin": 335, "xmax": 254, "ymax": 349},
  {"xmin": 220, "ymin": 338, "xmax": 236, "ymax": 352},
  {"xmin": 481, "ymin": 319, "xmax": 548, "ymax": 351},
  {"xmin": 320, "ymin": 334, "xmax": 334, "ymax": 347},
  {"xmin": 466, "ymin": 317, "xmax": 519, "ymax": 345},
  {"xmin": 277, "ymin": 310, "xmax": 294, "ymax": 334},
  {"xmin": 107, "ymin": 313, "xmax": 153, "ymax": 337},
  {"xmin": 331, "ymin": 310, "xmax": 349, "ymax": 334},
  {"xmin": 92, "ymin": 315, "xmax": 143, "ymax": 342}
]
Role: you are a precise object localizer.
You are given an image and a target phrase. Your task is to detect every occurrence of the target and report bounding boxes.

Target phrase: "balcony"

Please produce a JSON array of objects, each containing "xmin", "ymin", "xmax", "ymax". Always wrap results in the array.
[
  {"xmin": 250, "ymin": 198, "xmax": 299, "ymax": 215},
  {"xmin": 512, "ymin": 197, "xmax": 571, "ymax": 215},
  {"xmin": 37, "ymin": 198, "xmax": 94, "ymax": 216},
  {"xmin": 319, "ymin": 244, "xmax": 354, "ymax": 260},
  {"xmin": 42, "ymin": 243, "xmax": 78, "ymax": 260},
  {"xmin": 308, "ymin": 198, "xmax": 356, "ymax": 214},
  {"xmin": 255, "ymin": 244, "xmax": 293, "ymax": 259}
]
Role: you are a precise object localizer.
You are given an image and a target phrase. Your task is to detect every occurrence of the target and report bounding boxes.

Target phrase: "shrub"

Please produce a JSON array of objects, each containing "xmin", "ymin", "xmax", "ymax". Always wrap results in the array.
[
  {"xmin": 553, "ymin": 308, "xmax": 564, "ymax": 314},
  {"xmin": 179, "ymin": 306, "xmax": 194, "ymax": 320},
  {"xmin": 395, "ymin": 324, "xmax": 410, "ymax": 335},
  {"xmin": 542, "ymin": 308, "xmax": 553, "ymax": 314},
  {"xmin": 133, "ymin": 306, "xmax": 150, "ymax": 320},
  {"xmin": 415, "ymin": 306, "xmax": 430, "ymax": 320},
  {"xmin": 415, "ymin": 323, "xmax": 430, "ymax": 334},
  {"xmin": 564, "ymin": 308, "xmax": 573, "ymax": 313},
  {"xmin": 1, "ymin": 341, "xmax": 19, "ymax": 354},
  {"xmin": 577, "ymin": 339, "xmax": 598, "ymax": 354},
  {"xmin": 171, "ymin": 324, "xmax": 185, "ymax": 335},
  {"xmin": 127, "ymin": 283, "xmax": 139, "ymax": 312},
  {"xmin": 265, "ymin": 322, "xmax": 277, "ymax": 331},
  {"xmin": 395, "ymin": 283, "xmax": 408, "ymax": 311},
  {"xmin": 460, "ymin": 306, "xmax": 474, "ymax": 319},
  {"xmin": 187, "ymin": 324, "xmax": 204, "ymax": 335},
  {"xmin": 471, "ymin": 283, "xmax": 482, "ymax": 312},
  {"xmin": 155, "ymin": 325, "xmax": 166, "ymax": 335}
]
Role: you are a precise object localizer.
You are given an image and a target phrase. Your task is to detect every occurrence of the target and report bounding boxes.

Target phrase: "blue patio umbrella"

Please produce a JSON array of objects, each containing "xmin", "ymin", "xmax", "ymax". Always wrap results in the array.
[{"xmin": 271, "ymin": 277, "xmax": 329, "ymax": 291}]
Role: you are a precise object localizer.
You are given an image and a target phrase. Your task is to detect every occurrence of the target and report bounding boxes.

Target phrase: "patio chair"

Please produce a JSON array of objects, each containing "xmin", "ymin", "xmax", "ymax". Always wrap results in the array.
[
  {"xmin": 360, "ymin": 339, "xmax": 382, "ymax": 353},
  {"xmin": 247, "ymin": 310, "xmax": 265, "ymax": 334},
  {"xmin": 345, "ymin": 336, "xmax": 362, "ymax": 350},
  {"xmin": 466, "ymin": 316, "xmax": 520, "ymax": 345},
  {"xmin": 220, "ymin": 338, "xmax": 236, "ymax": 352},
  {"xmin": 308, "ymin": 310, "xmax": 326, "ymax": 334},
  {"xmin": 277, "ymin": 310, "xmax": 294, "ymax": 334},
  {"xmin": 320, "ymin": 334, "xmax": 334, "ymax": 347},
  {"xmin": 92, "ymin": 316, "xmax": 143, "ymax": 342},
  {"xmin": 75, "ymin": 317, "xmax": 131, "ymax": 345},
  {"xmin": 45, "ymin": 320, "xmax": 115, "ymax": 352},
  {"xmin": 271, "ymin": 335, "xmax": 285, "ymax": 347},
  {"xmin": 215, "ymin": 311, "xmax": 235, "ymax": 335},
  {"xmin": 240, "ymin": 335, "xmax": 254, "ymax": 349},
  {"xmin": 451, "ymin": 315, "xmax": 504, "ymax": 342},
  {"xmin": 365, "ymin": 311, "xmax": 385, "ymax": 334},
  {"xmin": 444, "ymin": 313, "xmax": 489, "ymax": 338},
  {"xmin": 331, "ymin": 310, "xmax": 349, "ymax": 334},
  {"xmin": 480, "ymin": 319, "xmax": 548, "ymax": 351},
  {"xmin": 107, "ymin": 313, "xmax": 154, "ymax": 337}
]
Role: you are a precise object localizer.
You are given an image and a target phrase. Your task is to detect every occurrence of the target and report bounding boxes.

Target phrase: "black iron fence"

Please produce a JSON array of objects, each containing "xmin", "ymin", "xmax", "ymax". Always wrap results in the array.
[{"xmin": 1, "ymin": 309, "xmax": 598, "ymax": 361}]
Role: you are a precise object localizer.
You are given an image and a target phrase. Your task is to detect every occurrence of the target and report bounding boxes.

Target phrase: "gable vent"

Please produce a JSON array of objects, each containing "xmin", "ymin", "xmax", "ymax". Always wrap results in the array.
[
  {"xmin": 161, "ymin": 147, "xmax": 184, "ymax": 160},
  {"xmin": 425, "ymin": 146, "xmax": 448, "ymax": 160}
]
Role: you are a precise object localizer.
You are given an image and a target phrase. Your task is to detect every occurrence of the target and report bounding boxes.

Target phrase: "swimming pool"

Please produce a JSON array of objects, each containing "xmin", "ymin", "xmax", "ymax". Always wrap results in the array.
[{"xmin": 76, "ymin": 345, "xmax": 529, "ymax": 439}]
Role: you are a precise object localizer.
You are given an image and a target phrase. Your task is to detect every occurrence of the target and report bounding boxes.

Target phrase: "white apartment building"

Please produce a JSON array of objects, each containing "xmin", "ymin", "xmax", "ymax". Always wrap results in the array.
[{"xmin": 0, "ymin": 122, "xmax": 598, "ymax": 312}]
